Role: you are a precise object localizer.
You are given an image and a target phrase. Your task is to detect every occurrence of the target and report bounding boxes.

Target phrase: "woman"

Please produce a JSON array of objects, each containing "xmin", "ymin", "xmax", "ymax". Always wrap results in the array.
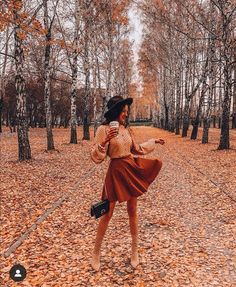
[{"xmin": 90, "ymin": 96, "xmax": 165, "ymax": 271}]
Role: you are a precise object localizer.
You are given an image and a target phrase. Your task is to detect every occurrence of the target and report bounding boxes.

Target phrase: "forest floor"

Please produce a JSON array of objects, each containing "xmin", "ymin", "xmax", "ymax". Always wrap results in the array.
[{"xmin": 0, "ymin": 126, "xmax": 236, "ymax": 287}]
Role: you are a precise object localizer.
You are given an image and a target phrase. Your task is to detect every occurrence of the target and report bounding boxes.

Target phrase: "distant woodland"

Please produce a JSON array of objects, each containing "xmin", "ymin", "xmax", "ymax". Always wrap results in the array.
[{"xmin": 0, "ymin": 0, "xmax": 235, "ymax": 160}]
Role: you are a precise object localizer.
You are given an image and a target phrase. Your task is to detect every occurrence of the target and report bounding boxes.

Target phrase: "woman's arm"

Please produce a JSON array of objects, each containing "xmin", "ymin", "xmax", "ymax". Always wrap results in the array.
[
  {"xmin": 131, "ymin": 138, "xmax": 156, "ymax": 155},
  {"xmin": 91, "ymin": 125, "xmax": 109, "ymax": 164},
  {"xmin": 128, "ymin": 127, "xmax": 165, "ymax": 155},
  {"xmin": 90, "ymin": 125, "xmax": 118, "ymax": 163}
]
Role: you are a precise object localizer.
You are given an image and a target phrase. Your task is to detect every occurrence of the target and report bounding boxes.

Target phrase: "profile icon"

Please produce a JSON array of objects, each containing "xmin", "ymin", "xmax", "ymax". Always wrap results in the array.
[
  {"xmin": 9, "ymin": 264, "xmax": 27, "ymax": 282},
  {"xmin": 14, "ymin": 269, "xmax": 22, "ymax": 277}
]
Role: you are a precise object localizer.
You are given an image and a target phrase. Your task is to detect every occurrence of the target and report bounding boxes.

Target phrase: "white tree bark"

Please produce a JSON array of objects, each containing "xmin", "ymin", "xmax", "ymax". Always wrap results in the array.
[
  {"xmin": 70, "ymin": 0, "xmax": 79, "ymax": 144},
  {"xmin": 43, "ymin": 0, "xmax": 59, "ymax": 150},
  {"xmin": 14, "ymin": 3, "xmax": 31, "ymax": 160}
]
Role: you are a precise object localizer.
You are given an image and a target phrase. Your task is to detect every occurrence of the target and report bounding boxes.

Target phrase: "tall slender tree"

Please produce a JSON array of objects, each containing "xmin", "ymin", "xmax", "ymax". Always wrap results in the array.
[
  {"xmin": 13, "ymin": 0, "xmax": 31, "ymax": 160},
  {"xmin": 43, "ymin": 0, "xmax": 60, "ymax": 150},
  {"xmin": 70, "ymin": 0, "xmax": 80, "ymax": 144}
]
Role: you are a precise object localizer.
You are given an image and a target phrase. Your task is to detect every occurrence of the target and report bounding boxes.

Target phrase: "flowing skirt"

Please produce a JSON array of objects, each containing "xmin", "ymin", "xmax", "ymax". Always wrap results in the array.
[{"xmin": 101, "ymin": 155, "xmax": 163, "ymax": 203}]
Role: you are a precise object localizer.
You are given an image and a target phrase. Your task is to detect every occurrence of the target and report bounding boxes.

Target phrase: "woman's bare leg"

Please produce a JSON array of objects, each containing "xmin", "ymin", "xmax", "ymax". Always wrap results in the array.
[
  {"xmin": 127, "ymin": 197, "xmax": 139, "ymax": 268},
  {"xmin": 91, "ymin": 201, "xmax": 116, "ymax": 271}
]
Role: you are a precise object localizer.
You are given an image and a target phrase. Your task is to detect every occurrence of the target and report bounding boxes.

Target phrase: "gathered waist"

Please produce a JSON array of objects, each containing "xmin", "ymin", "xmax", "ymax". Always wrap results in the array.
[{"xmin": 110, "ymin": 154, "xmax": 133, "ymax": 161}]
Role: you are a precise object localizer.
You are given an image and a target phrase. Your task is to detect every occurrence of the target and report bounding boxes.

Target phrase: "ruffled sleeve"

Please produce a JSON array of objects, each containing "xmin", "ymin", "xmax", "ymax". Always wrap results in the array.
[
  {"xmin": 128, "ymin": 127, "xmax": 156, "ymax": 155},
  {"xmin": 91, "ymin": 125, "xmax": 109, "ymax": 164}
]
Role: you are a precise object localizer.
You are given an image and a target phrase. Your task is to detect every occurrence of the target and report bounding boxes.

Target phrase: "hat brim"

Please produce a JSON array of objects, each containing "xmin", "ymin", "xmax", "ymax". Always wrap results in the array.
[{"xmin": 104, "ymin": 98, "xmax": 133, "ymax": 119}]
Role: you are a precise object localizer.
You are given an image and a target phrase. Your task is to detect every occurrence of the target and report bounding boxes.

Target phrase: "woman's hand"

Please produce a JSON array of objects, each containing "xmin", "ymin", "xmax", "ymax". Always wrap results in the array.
[
  {"xmin": 155, "ymin": 138, "xmax": 165, "ymax": 145},
  {"xmin": 101, "ymin": 127, "xmax": 118, "ymax": 147}
]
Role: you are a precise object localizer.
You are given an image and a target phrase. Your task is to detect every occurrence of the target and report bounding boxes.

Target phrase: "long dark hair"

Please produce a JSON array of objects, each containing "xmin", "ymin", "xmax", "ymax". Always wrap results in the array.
[{"xmin": 102, "ymin": 104, "xmax": 131, "ymax": 128}]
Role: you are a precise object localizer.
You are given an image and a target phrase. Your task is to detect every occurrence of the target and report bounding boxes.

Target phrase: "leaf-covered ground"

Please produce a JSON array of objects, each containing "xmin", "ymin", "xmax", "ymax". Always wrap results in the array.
[{"xmin": 1, "ymin": 126, "xmax": 236, "ymax": 287}]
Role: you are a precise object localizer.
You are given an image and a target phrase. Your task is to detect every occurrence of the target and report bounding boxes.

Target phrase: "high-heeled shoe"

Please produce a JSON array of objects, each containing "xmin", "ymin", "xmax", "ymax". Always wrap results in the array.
[
  {"xmin": 91, "ymin": 252, "xmax": 101, "ymax": 271},
  {"xmin": 131, "ymin": 252, "xmax": 139, "ymax": 268}
]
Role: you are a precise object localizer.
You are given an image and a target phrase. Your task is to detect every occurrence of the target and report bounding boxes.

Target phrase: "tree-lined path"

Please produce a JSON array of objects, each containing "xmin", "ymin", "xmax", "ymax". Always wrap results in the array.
[
  {"xmin": 1, "ymin": 126, "xmax": 235, "ymax": 286},
  {"xmin": 1, "ymin": 1, "xmax": 235, "ymax": 285}
]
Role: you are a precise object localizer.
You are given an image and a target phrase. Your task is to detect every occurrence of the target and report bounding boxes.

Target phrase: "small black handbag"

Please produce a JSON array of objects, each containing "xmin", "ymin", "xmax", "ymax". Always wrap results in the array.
[{"xmin": 91, "ymin": 199, "xmax": 110, "ymax": 219}]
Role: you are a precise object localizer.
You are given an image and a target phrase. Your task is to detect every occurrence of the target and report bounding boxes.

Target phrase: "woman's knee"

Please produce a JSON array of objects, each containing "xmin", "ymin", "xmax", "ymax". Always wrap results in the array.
[
  {"xmin": 103, "ymin": 202, "xmax": 116, "ymax": 220},
  {"xmin": 127, "ymin": 207, "xmax": 137, "ymax": 217},
  {"xmin": 105, "ymin": 210, "xmax": 113, "ymax": 220}
]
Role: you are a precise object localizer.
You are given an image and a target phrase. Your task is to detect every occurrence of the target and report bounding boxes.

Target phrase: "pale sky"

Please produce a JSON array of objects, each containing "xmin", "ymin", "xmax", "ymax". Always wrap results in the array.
[
  {"xmin": 128, "ymin": 6, "xmax": 143, "ymax": 63},
  {"xmin": 128, "ymin": 5, "xmax": 143, "ymax": 90}
]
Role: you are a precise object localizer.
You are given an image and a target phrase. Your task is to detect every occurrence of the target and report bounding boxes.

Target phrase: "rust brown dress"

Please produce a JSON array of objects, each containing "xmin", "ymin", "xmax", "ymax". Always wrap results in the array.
[{"xmin": 91, "ymin": 125, "xmax": 163, "ymax": 203}]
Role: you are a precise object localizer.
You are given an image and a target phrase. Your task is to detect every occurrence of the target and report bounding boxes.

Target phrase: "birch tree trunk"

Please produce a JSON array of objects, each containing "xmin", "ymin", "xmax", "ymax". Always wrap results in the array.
[
  {"xmin": 175, "ymin": 66, "xmax": 181, "ymax": 135},
  {"xmin": 70, "ymin": 46, "xmax": 78, "ymax": 144},
  {"xmin": 14, "ymin": 3, "xmax": 31, "ymax": 160},
  {"xmin": 82, "ymin": 47, "xmax": 91, "ymax": 140},
  {"xmin": 169, "ymin": 67, "xmax": 175, "ymax": 132},
  {"xmin": 92, "ymin": 29, "xmax": 101, "ymax": 136},
  {"xmin": 232, "ymin": 53, "xmax": 236, "ymax": 129},
  {"xmin": 182, "ymin": 97, "xmax": 190, "ymax": 137},
  {"xmin": 99, "ymin": 2, "xmax": 114, "ymax": 122},
  {"xmin": 43, "ymin": 0, "xmax": 55, "ymax": 150},
  {"xmin": 218, "ymin": 5, "xmax": 233, "ymax": 150},
  {"xmin": 182, "ymin": 57, "xmax": 190, "ymax": 137},
  {"xmin": 92, "ymin": 56, "xmax": 98, "ymax": 137},
  {"xmin": 218, "ymin": 61, "xmax": 231, "ymax": 149},
  {"xmin": 0, "ymin": 27, "xmax": 10, "ymax": 133},
  {"xmin": 175, "ymin": 81, "xmax": 181, "ymax": 135},
  {"xmin": 70, "ymin": 0, "xmax": 79, "ymax": 144},
  {"xmin": 82, "ymin": 0, "xmax": 91, "ymax": 140},
  {"xmin": 162, "ymin": 68, "xmax": 169, "ymax": 130},
  {"xmin": 94, "ymin": 53, "xmax": 102, "ymax": 135},
  {"xmin": 191, "ymin": 80, "xmax": 208, "ymax": 140},
  {"xmin": 0, "ymin": 93, "xmax": 3, "ymax": 133},
  {"xmin": 202, "ymin": 5, "xmax": 216, "ymax": 144},
  {"xmin": 202, "ymin": 78, "xmax": 214, "ymax": 143},
  {"xmin": 218, "ymin": 63, "xmax": 223, "ymax": 128}
]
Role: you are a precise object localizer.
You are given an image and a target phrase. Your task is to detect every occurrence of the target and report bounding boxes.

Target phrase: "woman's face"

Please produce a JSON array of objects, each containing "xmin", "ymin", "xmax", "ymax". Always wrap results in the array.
[{"xmin": 117, "ymin": 104, "xmax": 129, "ymax": 125}]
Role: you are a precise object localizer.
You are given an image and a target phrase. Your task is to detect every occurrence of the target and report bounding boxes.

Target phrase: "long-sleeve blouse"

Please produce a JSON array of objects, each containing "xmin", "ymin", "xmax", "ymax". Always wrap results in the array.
[{"xmin": 91, "ymin": 124, "xmax": 156, "ymax": 164}]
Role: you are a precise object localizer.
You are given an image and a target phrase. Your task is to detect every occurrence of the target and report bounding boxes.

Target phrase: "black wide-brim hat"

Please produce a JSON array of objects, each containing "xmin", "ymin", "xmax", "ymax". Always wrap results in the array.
[{"xmin": 104, "ymin": 96, "xmax": 133, "ymax": 119}]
